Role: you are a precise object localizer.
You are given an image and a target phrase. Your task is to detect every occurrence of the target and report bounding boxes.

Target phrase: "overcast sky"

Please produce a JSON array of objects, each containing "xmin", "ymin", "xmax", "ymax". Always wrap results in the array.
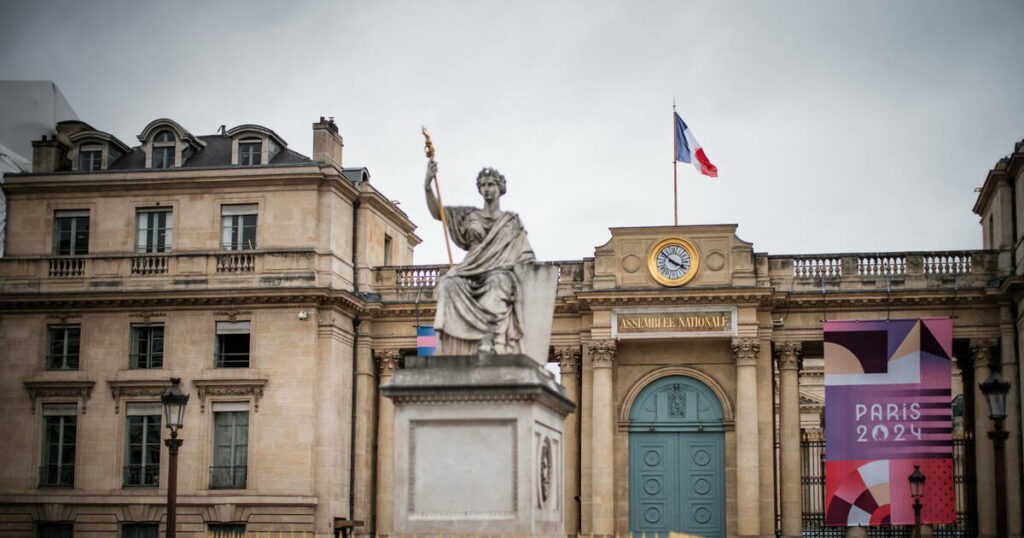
[{"xmin": 2, "ymin": 0, "xmax": 1022, "ymax": 265}]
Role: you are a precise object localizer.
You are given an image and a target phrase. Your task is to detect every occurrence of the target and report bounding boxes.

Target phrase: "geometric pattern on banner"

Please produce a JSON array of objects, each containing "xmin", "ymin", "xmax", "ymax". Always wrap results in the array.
[{"xmin": 824, "ymin": 318, "xmax": 956, "ymax": 526}]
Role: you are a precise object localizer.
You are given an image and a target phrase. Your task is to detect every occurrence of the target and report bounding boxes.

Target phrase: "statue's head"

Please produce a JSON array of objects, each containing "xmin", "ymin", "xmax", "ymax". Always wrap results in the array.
[{"xmin": 476, "ymin": 167, "xmax": 507, "ymax": 196}]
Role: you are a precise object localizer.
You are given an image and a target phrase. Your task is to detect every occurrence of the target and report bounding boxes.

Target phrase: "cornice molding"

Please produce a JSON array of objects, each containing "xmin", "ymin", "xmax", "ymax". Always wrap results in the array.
[
  {"xmin": 24, "ymin": 380, "xmax": 95, "ymax": 414},
  {"xmin": 192, "ymin": 379, "xmax": 268, "ymax": 413},
  {"xmin": 108, "ymin": 379, "xmax": 172, "ymax": 413}
]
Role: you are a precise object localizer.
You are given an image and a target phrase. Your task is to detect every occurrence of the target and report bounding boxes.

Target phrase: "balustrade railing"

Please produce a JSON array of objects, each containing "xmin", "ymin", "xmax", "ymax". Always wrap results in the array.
[
  {"xmin": 396, "ymin": 265, "xmax": 445, "ymax": 288},
  {"xmin": 782, "ymin": 251, "xmax": 979, "ymax": 280},
  {"xmin": 924, "ymin": 253, "xmax": 972, "ymax": 274},
  {"xmin": 792, "ymin": 257, "xmax": 843, "ymax": 278},
  {"xmin": 48, "ymin": 257, "xmax": 84, "ymax": 277},
  {"xmin": 216, "ymin": 252, "xmax": 256, "ymax": 273},
  {"xmin": 131, "ymin": 255, "xmax": 168, "ymax": 275},
  {"xmin": 858, "ymin": 255, "xmax": 906, "ymax": 276}
]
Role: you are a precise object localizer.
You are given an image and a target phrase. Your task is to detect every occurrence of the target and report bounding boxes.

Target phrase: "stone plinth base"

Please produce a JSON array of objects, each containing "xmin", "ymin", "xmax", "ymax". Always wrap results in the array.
[{"xmin": 382, "ymin": 354, "xmax": 576, "ymax": 536}]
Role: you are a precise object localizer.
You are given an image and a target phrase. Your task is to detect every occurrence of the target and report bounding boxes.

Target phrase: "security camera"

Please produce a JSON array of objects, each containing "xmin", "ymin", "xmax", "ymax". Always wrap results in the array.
[{"xmin": 298, "ymin": 311, "xmax": 309, "ymax": 320}]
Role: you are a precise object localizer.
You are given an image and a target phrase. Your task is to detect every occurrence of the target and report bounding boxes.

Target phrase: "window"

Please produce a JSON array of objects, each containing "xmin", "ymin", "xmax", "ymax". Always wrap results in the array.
[
  {"xmin": 39, "ymin": 404, "xmax": 76, "ymax": 487},
  {"xmin": 383, "ymin": 234, "xmax": 393, "ymax": 266},
  {"xmin": 36, "ymin": 523, "xmax": 73, "ymax": 538},
  {"xmin": 136, "ymin": 208, "xmax": 173, "ymax": 253},
  {"xmin": 238, "ymin": 139, "xmax": 261, "ymax": 166},
  {"xmin": 207, "ymin": 524, "xmax": 246, "ymax": 537},
  {"xmin": 211, "ymin": 404, "xmax": 248, "ymax": 488},
  {"xmin": 53, "ymin": 210, "xmax": 89, "ymax": 255},
  {"xmin": 123, "ymin": 403, "xmax": 161, "ymax": 487},
  {"xmin": 121, "ymin": 524, "xmax": 158, "ymax": 538},
  {"xmin": 47, "ymin": 325, "xmax": 80, "ymax": 370},
  {"xmin": 130, "ymin": 325, "xmax": 164, "ymax": 369},
  {"xmin": 79, "ymin": 147, "xmax": 102, "ymax": 171},
  {"xmin": 215, "ymin": 321, "xmax": 250, "ymax": 368},
  {"xmin": 221, "ymin": 204, "xmax": 257, "ymax": 250},
  {"xmin": 152, "ymin": 130, "xmax": 175, "ymax": 169}
]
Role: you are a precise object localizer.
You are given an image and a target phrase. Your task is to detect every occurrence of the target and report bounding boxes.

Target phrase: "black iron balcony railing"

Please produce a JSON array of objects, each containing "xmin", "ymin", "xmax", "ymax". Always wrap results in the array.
[
  {"xmin": 214, "ymin": 352, "xmax": 250, "ymax": 368},
  {"xmin": 123, "ymin": 464, "xmax": 159, "ymax": 487},
  {"xmin": 38, "ymin": 464, "xmax": 74, "ymax": 487},
  {"xmin": 129, "ymin": 352, "xmax": 163, "ymax": 369},
  {"xmin": 209, "ymin": 465, "xmax": 247, "ymax": 489}
]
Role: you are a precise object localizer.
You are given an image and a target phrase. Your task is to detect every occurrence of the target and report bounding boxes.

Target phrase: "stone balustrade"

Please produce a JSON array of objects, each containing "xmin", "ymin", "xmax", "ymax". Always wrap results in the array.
[
  {"xmin": 0, "ymin": 249, "xmax": 321, "ymax": 294},
  {"xmin": 375, "ymin": 260, "xmax": 588, "ymax": 301},
  {"xmin": 765, "ymin": 250, "xmax": 994, "ymax": 292}
]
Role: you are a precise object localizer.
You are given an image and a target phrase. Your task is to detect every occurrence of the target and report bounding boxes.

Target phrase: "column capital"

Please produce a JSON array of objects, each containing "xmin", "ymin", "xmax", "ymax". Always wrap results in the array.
[
  {"xmin": 555, "ymin": 345, "xmax": 582, "ymax": 376},
  {"xmin": 373, "ymin": 349, "xmax": 402, "ymax": 377},
  {"xmin": 775, "ymin": 341, "xmax": 801, "ymax": 371},
  {"xmin": 970, "ymin": 338, "xmax": 998, "ymax": 369},
  {"xmin": 732, "ymin": 337, "xmax": 761, "ymax": 367},
  {"xmin": 588, "ymin": 340, "xmax": 617, "ymax": 368}
]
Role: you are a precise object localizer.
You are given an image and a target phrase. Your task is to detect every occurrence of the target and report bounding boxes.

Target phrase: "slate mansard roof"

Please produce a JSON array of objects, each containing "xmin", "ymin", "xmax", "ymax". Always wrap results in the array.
[{"xmin": 108, "ymin": 134, "xmax": 312, "ymax": 170}]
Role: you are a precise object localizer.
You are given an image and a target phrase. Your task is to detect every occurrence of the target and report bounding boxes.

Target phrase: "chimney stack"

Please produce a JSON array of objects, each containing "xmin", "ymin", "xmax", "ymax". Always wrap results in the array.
[
  {"xmin": 312, "ymin": 116, "xmax": 343, "ymax": 170},
  {"xmin": 31, "ymin": 134, "xmax": 70, "ymax": 173}
]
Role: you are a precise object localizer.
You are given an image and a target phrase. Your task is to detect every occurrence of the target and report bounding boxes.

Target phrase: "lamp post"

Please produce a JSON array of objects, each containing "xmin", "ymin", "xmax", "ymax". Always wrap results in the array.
[
  {"xmin": 979, "ymin": 371, "xmax": 1010, "ymax": 538},
  {"xmin": 161, "ymin": 378, "xmax": 189, "ymax": 538},
  {"xmin": 908, "ymin": 465, "xmax": 926, "ymax": 538}
]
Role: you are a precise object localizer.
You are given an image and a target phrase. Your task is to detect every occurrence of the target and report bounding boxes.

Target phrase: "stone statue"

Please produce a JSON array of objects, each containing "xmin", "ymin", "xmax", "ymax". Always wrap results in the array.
[{"xmin": 424, "ymin": 160, "xmax": 537, "ymax": 355}]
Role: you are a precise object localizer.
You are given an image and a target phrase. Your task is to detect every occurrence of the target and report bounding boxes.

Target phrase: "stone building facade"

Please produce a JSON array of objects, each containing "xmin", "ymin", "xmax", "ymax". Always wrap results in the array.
[{"xmin": 0, "ymin": 117, "xmax": 1021, "ymax": 538}]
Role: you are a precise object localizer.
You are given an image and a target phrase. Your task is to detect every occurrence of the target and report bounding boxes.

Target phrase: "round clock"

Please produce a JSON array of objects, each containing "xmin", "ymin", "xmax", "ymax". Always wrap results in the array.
[{"xmin": 648, "ymin": 237, "xmax": 699, "ymax": 287}]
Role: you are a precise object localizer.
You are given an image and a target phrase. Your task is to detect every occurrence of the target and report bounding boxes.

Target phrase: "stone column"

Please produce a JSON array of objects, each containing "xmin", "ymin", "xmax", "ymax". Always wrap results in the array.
[
  {"xmin": 777, "ymin": 342, "xmax": 802, "ymax": 538},
  {"xmin": 556, "ymin": 345, "xmax": 583, "ymax": 535},
  {"xmin": 732, "ymin": 337, "xmax": 762, "ymax": 537},
  {"xmin": 352, "ymin": 321, "xmax": 376, "ymax": 534},
  {"xmin": 374, "ymin": 349, "xmax": 401, "ymax": 536},
  {"xmin": 971, "ymin": 339, "xmax": 997, "ymax": 537},
  {"xmin": 588, "ymin": 340, "xmax": 617, "ymax": 536},
  {"xmin": 999, "ymin": 307, "xmax": 1022, "ymax": 536}
]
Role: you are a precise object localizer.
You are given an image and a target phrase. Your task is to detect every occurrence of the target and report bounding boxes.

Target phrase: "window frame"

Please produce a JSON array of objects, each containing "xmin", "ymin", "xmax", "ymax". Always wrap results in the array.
[
  {"xmin": 215, "ymin": 321, "xmax": 251, "ymax": 368},
  {"xmin": 121, "ymin": 523, "xmax": 159, "ymax": 538},
  {"xmin": 151, "ymin": 130, "xmax": 176, "ymax": 169},
  {"xmin": 36, "ymin": 522, "xmax": 74, "ymax": 538},
  {"xmin": 220, "ymin": 204, "xmax": 258, "ymax": 251},
  {"xmin": 210, "ymin": 406, "xmax": 249, "ymax": 489},
  {"xmin": 238, "ymin": 138, "xmax": 262, "ymax": 166},
  {"xmin": 135, "ymin": 208, "xmax": 173, "ymax": 253},
  {"xmin": 46, "ymin": 324, "xmax": 81, "ymax": 371},
  {"xmin": 130, "ymin": 324, "xmax": 165, "ymax": 369},
  {"xmin": 52, "ymin": 210, "xmax": 90, "ymax": 256},
  {"xmin": 123, "ymin": 403, "xmax": 161, "ymax": 488},
  {"xmin": 78, "ymin": 145, "xmax": 103, "ymax": 172},
  {"xmin": 383, "ymin": 234, "xmax": 393, "ymax": 266},
  {"xmin": 39, "ymin": 403, "xmax": 77, "ymax": 488}
]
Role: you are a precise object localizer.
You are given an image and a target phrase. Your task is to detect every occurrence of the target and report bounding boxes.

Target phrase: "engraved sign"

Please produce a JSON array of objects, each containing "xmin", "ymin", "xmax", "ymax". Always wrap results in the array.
[{"xmin": 612, "ymin": 307, "xmax": 737, "ymax": 339}]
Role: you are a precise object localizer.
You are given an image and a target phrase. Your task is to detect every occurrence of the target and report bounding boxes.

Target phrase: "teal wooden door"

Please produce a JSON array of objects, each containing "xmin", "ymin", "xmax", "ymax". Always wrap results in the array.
[{"xmin": 629, "ymin": 376, "xmax": 725, "ymax": 538}]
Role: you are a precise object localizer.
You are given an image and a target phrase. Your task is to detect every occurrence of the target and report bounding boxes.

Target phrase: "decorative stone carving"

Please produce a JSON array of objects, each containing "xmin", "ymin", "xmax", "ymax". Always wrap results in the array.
[
  {"xmin": 375, "ymin": 349, "xmax": 403, "ymax": 377},
  {"xmin": 108, "ymin": 379, "xmax": 172, "ymax": 413},
  {"xmin": 23, "ymin": 380, "xmax": 94, "ymax": 414},
  {"xmin": 776, "ymin": 341, "xmax": 801, "ymax": 371},
  {"xmin": 554, "ymin": 346, "xmax": 581, "ymax": 377},
  {"xmin": 588, "ymin": 340, "xmax": 617, "ymax": 368},
  {"xmin": 191, "ymin": 379, "xmax": 267, "ymax": 413},
  {"xmin": 668, "ymin": 383, "xmax": 686, "ymax": 416},
  {"xmin": 731, "ymin": 337, "xmax": 760, "ymax": 366},
  {"xmin": 970, "ymin": 338, "xmax": 997, "ymax": 368},
  {"xmin": 539, "ymin": 436, "xmax": 552, "ymax": 505}
]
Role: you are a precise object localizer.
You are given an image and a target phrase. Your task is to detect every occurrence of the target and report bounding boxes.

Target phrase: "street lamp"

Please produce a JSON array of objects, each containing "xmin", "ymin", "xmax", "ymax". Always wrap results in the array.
[
  {"xmin": 979, "ymin": 371, "xmax": 1010, "ymax": 538},
  {"xmin": 161, "ymin": 378, "xmax": 189, "ymax": 538},
  {"xmin": 908, "ymin": 465, "xmax": 926, "ymax": 538}
]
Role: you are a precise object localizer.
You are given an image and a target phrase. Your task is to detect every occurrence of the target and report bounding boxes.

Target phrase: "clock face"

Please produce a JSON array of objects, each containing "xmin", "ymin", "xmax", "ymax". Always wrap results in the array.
[
  {"xmin": 656, "ymin": 244, "xmax": 691, "ymax": 279},
  {"xmin": 647, "ymin": 237, "xmax": 699, "ymax": 287}
]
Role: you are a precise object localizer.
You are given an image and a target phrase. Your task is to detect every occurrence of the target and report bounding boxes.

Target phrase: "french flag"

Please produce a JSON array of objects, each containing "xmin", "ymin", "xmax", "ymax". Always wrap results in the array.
[{"xmin": 674, "ymin": 112, "xmax": 718, "ymax": 178}]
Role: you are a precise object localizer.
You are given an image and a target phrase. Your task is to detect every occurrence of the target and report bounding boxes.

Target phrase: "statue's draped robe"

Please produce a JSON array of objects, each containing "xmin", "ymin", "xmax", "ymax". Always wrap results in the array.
[{"xmin": 434, "ymin": 206, "xmax": 535, "ymax": 355}]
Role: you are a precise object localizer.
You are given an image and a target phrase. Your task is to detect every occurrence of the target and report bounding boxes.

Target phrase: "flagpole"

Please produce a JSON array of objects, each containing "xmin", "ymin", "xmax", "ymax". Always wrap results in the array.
[{"xmin": 673, "ymin": 100, "xmax": 678, "ymax": 226}]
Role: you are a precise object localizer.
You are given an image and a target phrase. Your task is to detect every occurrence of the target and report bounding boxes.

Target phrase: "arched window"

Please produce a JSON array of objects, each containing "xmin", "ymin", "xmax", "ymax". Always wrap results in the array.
[{"xmin": 152, "ymin": 130, "xmax": 175, "ymax": 168}]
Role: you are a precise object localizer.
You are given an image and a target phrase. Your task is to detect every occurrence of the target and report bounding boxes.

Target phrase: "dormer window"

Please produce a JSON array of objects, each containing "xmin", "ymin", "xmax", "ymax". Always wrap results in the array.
[
  {"xmin": 79, "ymin": 146, "xmax": 102, "ymax": 171},
  {"xmin": 238, "ymin": 139, "xmax": 262, "ymax": 166},
  {"xmin": 152, "ymin": 130, "xmax": 175, "ymax": 169}
]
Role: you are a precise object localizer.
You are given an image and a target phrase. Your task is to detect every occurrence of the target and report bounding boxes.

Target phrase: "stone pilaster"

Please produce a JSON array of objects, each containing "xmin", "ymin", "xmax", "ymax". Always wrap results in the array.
[
  {"xmin": 999, "ymin": 307, "xmax": 1022, "ymax": 537},
  {"xmin": 352, "ymin": 321, "xmax": 376, "ymax": 534},
  {"xmin": 374, "ymin": 349, "xmax": 402, "ymax": 536},
  {"xmin": 732, "ymin": 337, "xmax": 761, "ymax": 537},
  {"xmin": 588, "ymin": 340, "xmax": 616, "ymax": 535},
  {"xmin": 971, "ymin": 338, "xmax": 997, "ymax": 537},
  {"xmin": 776, "ymin": 342, "xmax": 802, "ymax": 538},
  {"xmin": 556, "ymin": 345, "xmax": 582, "ymax": 534}
]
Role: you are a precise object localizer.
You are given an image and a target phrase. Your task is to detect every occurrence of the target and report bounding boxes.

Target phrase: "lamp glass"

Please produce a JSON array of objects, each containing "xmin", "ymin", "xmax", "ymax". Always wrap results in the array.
[
  {"xmin": 908, "ymin": 465, "xmax": 926, "ymax": 499},
  {"xmin": 979, "ymin": 371, "xmax": 1011, "ymax": 420},
  {"xmin": 161, "ymin": 378, "xmax": 189, "ymax": 431}
]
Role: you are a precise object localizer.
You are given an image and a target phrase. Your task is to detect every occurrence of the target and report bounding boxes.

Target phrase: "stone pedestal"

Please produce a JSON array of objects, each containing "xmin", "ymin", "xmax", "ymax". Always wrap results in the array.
[{"xmin": 382, "ymin": 354, "xmax": 576, "ymax": 536}]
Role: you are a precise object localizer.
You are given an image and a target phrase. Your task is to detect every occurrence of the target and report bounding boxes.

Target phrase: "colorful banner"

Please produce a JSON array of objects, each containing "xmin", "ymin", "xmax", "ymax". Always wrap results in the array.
[
  {"xmin": 824, "ymin": 318, "xmax": 955, "ymax": 526},
  {"xmin": 416, "ymin": 325, "xmax": 436, "ymax": 356}
]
